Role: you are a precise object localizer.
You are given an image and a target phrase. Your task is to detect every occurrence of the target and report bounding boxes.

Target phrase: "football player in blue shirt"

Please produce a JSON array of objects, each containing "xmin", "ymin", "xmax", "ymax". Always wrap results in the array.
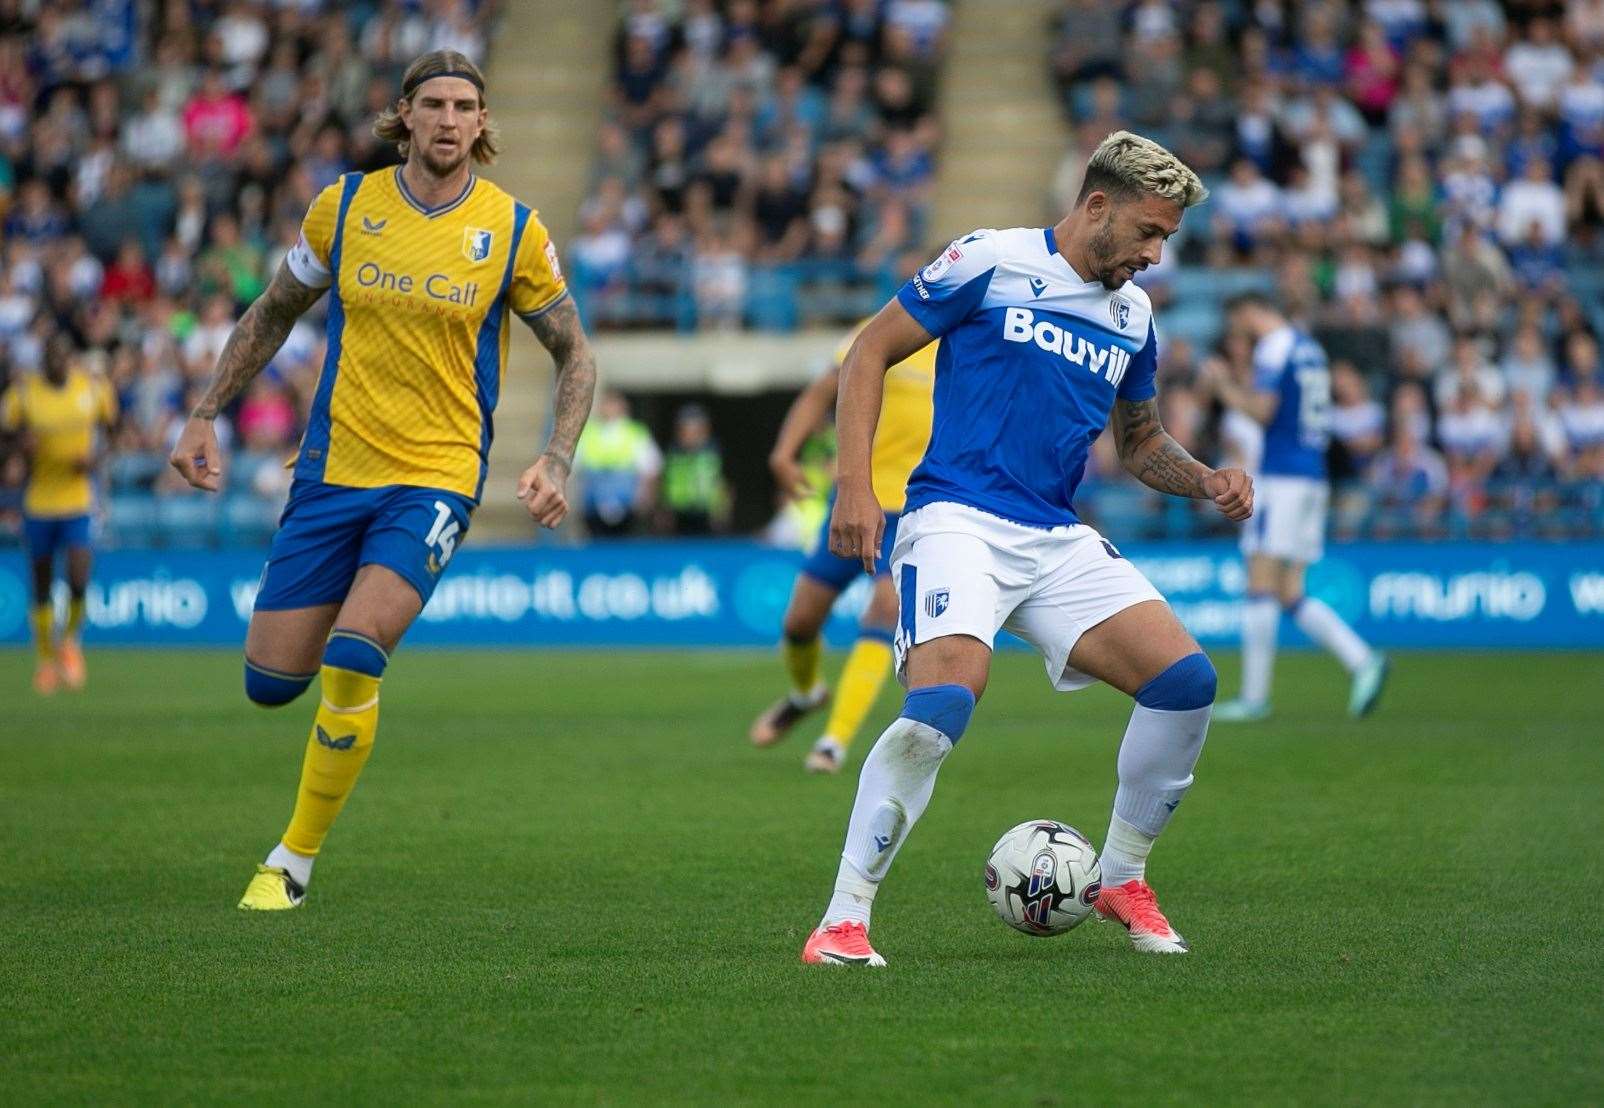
[
  {"xmin": 801, "ymin": 132, "xmax": 1253, "ymax": 966},
  {"xmin": 1207, "ymin": 293, "xmax": 1388, "ymax": 721}
]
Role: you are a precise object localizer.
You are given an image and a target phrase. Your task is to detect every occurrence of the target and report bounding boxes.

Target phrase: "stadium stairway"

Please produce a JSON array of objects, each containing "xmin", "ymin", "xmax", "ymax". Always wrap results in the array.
[
  {"xmin": 478, "ymin": 0, "xmax": 611, "ymax": 538},
  {"xmin": 930, "ymin": 0, "xmax": 1068, "ymax": 242}
]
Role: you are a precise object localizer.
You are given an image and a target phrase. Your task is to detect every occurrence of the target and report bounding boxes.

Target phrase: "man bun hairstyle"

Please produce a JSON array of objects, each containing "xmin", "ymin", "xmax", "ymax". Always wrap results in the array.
[
  {"xmin": 1076, "ymin": 130, "xmax": 1208, "ymax": 209},
  {"xmin": 374, "ymin": 51, "xmax": 500, "ymax": 165}
]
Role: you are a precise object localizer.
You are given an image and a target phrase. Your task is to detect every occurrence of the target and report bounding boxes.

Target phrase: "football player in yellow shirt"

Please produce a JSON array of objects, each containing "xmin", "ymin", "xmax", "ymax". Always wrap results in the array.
[
  {"xmin": 169, "ymin": 51, "xmax": 598, "ymax": 911},
  {"xmin": 1, "ymin": 332, "xmax": 117, "ymax": 695},
  {"xmin": 749, "ymin": 323, "xmax": 936, "ymax": 773}
]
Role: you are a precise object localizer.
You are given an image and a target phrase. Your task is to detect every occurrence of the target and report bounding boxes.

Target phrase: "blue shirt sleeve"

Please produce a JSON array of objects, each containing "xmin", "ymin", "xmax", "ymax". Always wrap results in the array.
[
  {"xmin": 895, "ymin": 232, "xmax": 998, "ymax": 338},
  {"xmin": 1117, "ymin": 320, "xmax": 1159, "ymax": 401}
]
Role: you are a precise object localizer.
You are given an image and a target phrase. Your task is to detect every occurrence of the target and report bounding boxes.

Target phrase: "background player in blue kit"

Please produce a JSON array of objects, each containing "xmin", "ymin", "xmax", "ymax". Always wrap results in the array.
[
  {"xmin": 802, "ymin": 132, "xmax": 1253, "ymax": 967},
  {"xmin": 1206, "ymin": 294, "xmax": 1388, "ymax": 722}
]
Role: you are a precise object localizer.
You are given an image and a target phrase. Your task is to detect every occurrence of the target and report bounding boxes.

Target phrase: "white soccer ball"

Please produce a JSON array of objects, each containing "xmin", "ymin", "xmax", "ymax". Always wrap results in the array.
[{"xmin": 984, "ymin": 820, "xmax": 1102, "ymax": 936}]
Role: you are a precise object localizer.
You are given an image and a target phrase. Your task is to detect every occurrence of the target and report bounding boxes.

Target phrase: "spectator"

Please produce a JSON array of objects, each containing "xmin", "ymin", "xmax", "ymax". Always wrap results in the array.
[
  {"xmin": 1329, "ymin": 361, "xmax": 1387, "ymax": 479},
  {"xmin": 747, "ymin": 155, "xmax": 810, "ymax": 262},
  {"xmin": 1502, "ymin": 16, "xmax": 1572, "ymax": 112},
  {"xmin": 1436, "ymin": 382, "xmax": 1506, "ymax": 509},
  {"xmin": 659, "ymin": 404, "xmax": 729, "ymax": 535},
  {"xmin": 1387, "ymin": 284, "xmax": 1452, "ymax": 377},
  {"xmin": 1557, "ymin": 333, "xmax": 1604, "ymax": 477},
  {"xmin": 182, "ymin": 67, "xmax": 253, "ymax": 162},
  {"xmin": 574, "ymin": 390, "xmax": 662, "ymax": 537},
  {"xmin": 1347, "ymin": 20, "xmax": 1402, "ymax": 126},
  {"xmin": 1497, "ymin": 158, "xmax": 1567, "ymax": 247},
  {"xmin": 1435, "ymin": 335, "xmax": 1506, "ymax": 410},
  {"xmin": 691, "ymin": 224, "xmax": 750, "ymax": 329},
  {"xmin": 1440, "ymin": 223, "xmax": 1512, "ymax": 327},
  {"xmin": 100, "ymin": 239, "xmax": 155, "ymax": 305},
  {"xmin": 1501, "ymin": 326, "xmax": 1556, "ymax": 402},
  {"xmin": 1367, "ymin": 423, "xmax": 1450, "ymax": 532},
  {"xmin": 1212, "ymin": 158, "xmax": 1283, "ymax": 260}
]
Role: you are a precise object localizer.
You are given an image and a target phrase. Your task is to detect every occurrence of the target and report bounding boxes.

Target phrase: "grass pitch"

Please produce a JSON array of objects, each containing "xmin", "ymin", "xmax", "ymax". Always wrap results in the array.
[{"xmin": 2, "ymin": 647, "xmax": 1600, "ymax": 1104}]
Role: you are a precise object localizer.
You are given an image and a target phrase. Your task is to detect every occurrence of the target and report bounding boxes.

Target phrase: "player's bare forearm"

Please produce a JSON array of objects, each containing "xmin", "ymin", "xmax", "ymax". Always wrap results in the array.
[
  {"xmin": 773, "ymin": 367, "xmax": 838, "ymax": 463},
  {"xmin": 1113, "ymin": 397, "xmax": 1212, "ymax": 498},
  {"xmin": 1214, "ymin": 377, "xmax": 1278, "ymax": 425},
  {"xmin": 524, "ymin": 297, "xmax": 596, "ymax": 472},
  {"xmin": 191, "ymin": 263, "xmax": 323, "ymax": 420},
  {"xmin": 834, "ymin": 340, "xmax": 887, "ymax": 489},
  {"xmin": 836, "ymin": 300, "xmax": 931, "ymax": 487}
]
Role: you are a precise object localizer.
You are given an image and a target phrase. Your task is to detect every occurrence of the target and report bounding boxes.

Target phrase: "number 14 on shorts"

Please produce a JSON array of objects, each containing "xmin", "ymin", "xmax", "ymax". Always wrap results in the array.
[{"xmin": 425, "ymin": 500, "xmax": 461, "ymax": 574}]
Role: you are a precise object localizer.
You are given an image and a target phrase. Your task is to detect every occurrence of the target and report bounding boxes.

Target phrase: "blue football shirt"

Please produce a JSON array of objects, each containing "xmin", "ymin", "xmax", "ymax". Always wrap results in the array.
[
  {"xmin": 1252, "ymin": 325, "xmax": 1330, "ymax": 479},
  {"xmin": 894, "ymin": 226, "xmax": 1159, "ymax": 528}
]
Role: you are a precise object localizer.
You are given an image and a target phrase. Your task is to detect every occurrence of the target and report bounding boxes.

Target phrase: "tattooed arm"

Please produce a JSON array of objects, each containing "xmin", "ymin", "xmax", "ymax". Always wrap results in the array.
[
  {"xmin": 1113, "ymin": 396, "xmax": 1254, "ymax": 521},
  {"xmin": 169, "ymin": 262, "xmax": 325, "ymax": 491},
  {"xmin": 515, "ymin": 296, "xmax": 597, "ymax": 528}
]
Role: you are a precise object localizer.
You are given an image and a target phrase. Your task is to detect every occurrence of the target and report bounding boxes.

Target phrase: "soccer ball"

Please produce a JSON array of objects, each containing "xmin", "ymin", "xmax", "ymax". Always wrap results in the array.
[{"xmin": 984, "ymin": 820, "xmax": 1102, "ymax": 936}]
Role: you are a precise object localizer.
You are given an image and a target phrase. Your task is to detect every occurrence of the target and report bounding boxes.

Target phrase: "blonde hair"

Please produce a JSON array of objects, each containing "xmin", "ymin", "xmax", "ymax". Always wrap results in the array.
[
  {"xmin": 373, "ymin": 51, "xmax": 500, "ymax": 166},
  {"xmin": 1078, "ymin": 130, "xmax": 1208, "ymax": 209}
]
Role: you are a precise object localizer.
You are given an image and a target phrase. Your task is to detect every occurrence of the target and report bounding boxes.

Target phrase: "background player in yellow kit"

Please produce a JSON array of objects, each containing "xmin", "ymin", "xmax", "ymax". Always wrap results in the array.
[
  {"xmin": 749, "ymin": 324, "xmax": 936, "ymax": 773},
  {"xmin": 168, "ymin": 51, "xmax": 597, "ymax": 910},
  {"xmin": 2, "ymin": 331, "xmax": 117, "ymax": 695}
]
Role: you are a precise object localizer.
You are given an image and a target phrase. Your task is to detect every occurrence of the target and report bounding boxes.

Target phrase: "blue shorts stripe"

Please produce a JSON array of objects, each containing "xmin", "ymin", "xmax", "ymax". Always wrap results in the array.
[
  {"xmin": 899, "ymin": 562, "xmax": 917, "ymax": 645},
  {"xmin": 296, "ymin": 172, "xmax": 364, "ymax": 483}
]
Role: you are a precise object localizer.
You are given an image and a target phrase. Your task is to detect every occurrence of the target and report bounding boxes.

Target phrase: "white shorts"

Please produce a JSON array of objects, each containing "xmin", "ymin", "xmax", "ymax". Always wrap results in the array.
[
  {"xmin": 890, "ymin": 502, "xmax": 1166, "ymax": 692},
  {"xmin": 1239, "ymin": 475, "xmax": 1329, "ymax": 563}
]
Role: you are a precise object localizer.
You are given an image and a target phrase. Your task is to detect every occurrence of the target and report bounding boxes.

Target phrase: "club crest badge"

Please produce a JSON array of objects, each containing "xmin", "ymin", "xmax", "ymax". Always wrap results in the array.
[
  {"xmin": 1109, "ymin": 294, "xmax": 1131, "ymax": 331},
  {"xmin": 463, "ymin": 227, "xmax": 493, "ymax": 263},
  {"xmin": 924, "ymin": 589, "xmax": 949, "ymax": 618}
]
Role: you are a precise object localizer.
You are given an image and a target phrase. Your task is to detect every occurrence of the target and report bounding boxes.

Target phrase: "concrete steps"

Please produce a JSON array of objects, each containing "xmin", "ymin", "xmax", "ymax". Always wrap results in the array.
[
  {"xmin": 930, "ymin": 0, "xmax": 1068, "ymax": 238},
  {"xmin": 476, "ymin": 0, "xmax": 611, "ymax": 536}
]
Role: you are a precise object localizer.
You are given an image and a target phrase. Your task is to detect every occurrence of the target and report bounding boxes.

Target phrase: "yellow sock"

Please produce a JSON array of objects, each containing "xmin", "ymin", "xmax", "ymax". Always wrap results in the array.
[
  {"xmin": 65, "ymin": 596, "xmax": 86, "ymax": 639},
  {"xmin": 782, "ymin": 635, "xmax": 823, "ymax": 697},
  {"xmin": 281, "ymin": 664, "xmax": 381, "ymax": 857},
  {"xmin": 30, "ymin": 604, "xmax": 55, "ymax": 663},
  {"xmin": 820, "ymin": 635, "xmax": 893, "ymax": 751}
]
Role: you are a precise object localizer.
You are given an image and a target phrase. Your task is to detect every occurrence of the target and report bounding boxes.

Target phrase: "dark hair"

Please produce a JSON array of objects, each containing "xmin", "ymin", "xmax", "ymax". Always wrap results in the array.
[
  {"xmin": 1074, "ymin": 163, "xmax": 1143, "ymax": 207},
  {"xmin": 1224, "ymin": 290, "xmax": 1278, "ymax": 314}
]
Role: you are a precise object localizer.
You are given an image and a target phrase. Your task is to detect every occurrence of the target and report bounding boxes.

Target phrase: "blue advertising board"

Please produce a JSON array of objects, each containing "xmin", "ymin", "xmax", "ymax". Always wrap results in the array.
[{"xmin": 1, "ymin": 541, "xmax": 1601, "ymax": 649}]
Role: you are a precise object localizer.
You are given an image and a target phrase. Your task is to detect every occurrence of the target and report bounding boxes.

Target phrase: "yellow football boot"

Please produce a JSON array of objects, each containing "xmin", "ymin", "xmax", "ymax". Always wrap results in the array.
[{"xmin": 237, "ymin": 865, "xmax": 306, "ymax": 911}]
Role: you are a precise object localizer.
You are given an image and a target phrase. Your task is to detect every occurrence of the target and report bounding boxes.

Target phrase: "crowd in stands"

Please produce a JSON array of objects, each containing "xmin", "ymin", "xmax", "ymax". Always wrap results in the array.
[
  {"xmin": 0, "ymin": 0, "xmax": 499, "ymax": 545},
  {"xmin": 1048, "ymin": 0, "xmax": 1604, "ymax": 540},
  {"xmin": 569, "ymin": 0, "xmax": 951, "ymax": 330},
  {"xmin": 4, "ymin": 1, "xmax": 1602, "ymax": 549}
]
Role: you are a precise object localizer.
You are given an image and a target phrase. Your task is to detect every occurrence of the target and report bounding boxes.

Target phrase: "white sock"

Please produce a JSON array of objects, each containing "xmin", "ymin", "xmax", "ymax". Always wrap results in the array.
[
  {"xmin": 791, "ymin": 681, "xmax": 827, "ymax": 708},
  {"xmin": 1292, "ymin": 596, "xmax": 1373, "ymax": 673},
  {"xmin": 1240, "ymin": 595, "xmax": 1279, "ymax": 706},
  {"xmin": 1098, "ymin": 813, "xmax": 1155, "ymax": 889},
  {"xmin": 821, "ymin": 714, "xmax": 954, "ymax": 927},
  {"xmin": 1102, "ymin": 702, "xmax": 1212, "ymax": 886},
  {"xmin": 266, "ymin": 841, "xmax": 314, "ymax": 887}
]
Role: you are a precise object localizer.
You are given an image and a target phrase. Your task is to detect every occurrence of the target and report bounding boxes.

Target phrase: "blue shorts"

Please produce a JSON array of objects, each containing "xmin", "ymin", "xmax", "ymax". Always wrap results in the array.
[
  {"xmin": 799, "ymin": 493, "xmax": 901, "ymax": 590},
  {"xmin": 255, "ymin": 480, "xmax": 474, "ymax": 611},
  {"xmin": 22, "ymin": 513, "xmax": 92, "ymax": 559}
]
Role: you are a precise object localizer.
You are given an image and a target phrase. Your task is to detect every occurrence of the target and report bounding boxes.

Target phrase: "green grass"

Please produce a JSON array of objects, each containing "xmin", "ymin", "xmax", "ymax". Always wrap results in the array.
[{"xmin": 1, "ymin": 648, "xmax": 1601, "ymax": 1105}]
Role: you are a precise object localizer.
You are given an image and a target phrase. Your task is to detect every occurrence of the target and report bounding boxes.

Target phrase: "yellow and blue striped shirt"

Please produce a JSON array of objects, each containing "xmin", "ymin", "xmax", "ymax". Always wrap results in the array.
[{"xmin": 286, "ymin": 168, "xmax": 568, "ymax": 501}]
